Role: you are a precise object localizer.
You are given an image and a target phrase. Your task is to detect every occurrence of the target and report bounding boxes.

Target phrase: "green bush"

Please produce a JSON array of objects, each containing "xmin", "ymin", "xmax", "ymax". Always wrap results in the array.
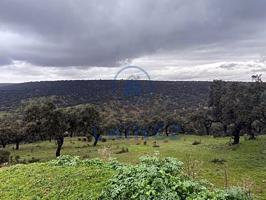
[
  {"xmin": 48, "ymin": 155, "xmax": 252, "ymax": 199},
  {"xmin": 49, "ymin": 155, "xmax": 124, "ymax": 170},
  {"xmin": 192, "ymin": 140, "xmax": 201, "ymax": 145},
  {"xmin": 225, "ymin": 187, "xmax": 253, "ymax": 200},
  {"xmin": 0, "ymin": 150, "xmax": 10, "ymax": 164},
  {"xmin": 49, "ymin": 155, "xmax": 81, "ymax": 167},
  {"xmin": 99, "ymin": 156, "xmax": 252, "ymax": 200}
]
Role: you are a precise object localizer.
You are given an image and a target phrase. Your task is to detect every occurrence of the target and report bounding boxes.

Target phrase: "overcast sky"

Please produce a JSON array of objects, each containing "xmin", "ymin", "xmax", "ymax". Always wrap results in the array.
[{"xmin": 0, "ymin": 0, "xmax": 266, "ymax": 83}]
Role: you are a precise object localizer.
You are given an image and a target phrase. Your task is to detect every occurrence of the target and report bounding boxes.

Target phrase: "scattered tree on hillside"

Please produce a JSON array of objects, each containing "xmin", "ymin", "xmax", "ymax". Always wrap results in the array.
[
  {"xmin": 0, "ymin": 116, "xmax": 10, "ymax": 148},
  {"xmin": 22, "ymin": 100, "xmax": 69, "ymax": 156},
  {"xmin": 209, "ymin": 80, "xmax": 266, "ymax": 144},
  {"xmin": 0, "ymin": 114, "xmax": 26, "ymax": 150},
  {"xmin": 75, "ymin": 105, "xmax": 102, "ymax": 146},
  {"xmin": 49, "ymin": 109, "xmax": 68, "ymax": 157},
  {"xmin": 190, "ymin": 107, "xmax": 214, "ymax": 135}
]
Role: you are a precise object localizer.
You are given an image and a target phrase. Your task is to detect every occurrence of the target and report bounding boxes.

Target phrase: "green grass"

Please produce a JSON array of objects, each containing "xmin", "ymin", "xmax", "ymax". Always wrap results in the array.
[
  {"xmin": 0, "ymin": 163, "xmax": 113, "ymax": 200},
  {"xmin": 1, "ymin": 135, "xmax": 266, "ymax": 199}
]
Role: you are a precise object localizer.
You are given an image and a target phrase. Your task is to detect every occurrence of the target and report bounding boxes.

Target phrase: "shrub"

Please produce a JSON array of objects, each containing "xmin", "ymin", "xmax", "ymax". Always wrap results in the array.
[
  {"xmin": 225, "ymin": 187, "xmax": 253, "ymax": 200},
  {"xmin": 211, "ymin": 158, "xmax": 227, "ymax": 165},
  {"xmin": 116, "ymin": 147, "xmax": 129, "ymax": 154},
  {"xmin": 28, "ymin": 157, "xmax": 41, "ymax": 163},
  {"xmin": 192, "ymin": 140, "xmax": 201, "ymax": 145},
  {"xmin": 152, "ymin": 141, "xmax": 160, "ymax": 148},
  {"xmin": 49, "ymin": 155, "xmax": 124, "ymax": 170},
  {"xmin": 49, "ymin": 155, "xmax": 81, "ymax": 166},
  {"xmin": 99, "ymin": 156, "xmax": 252, "ymax": 200},
  {"xmin": 0, "ymin": 150, "xmax": 10, "ymax": 164}
]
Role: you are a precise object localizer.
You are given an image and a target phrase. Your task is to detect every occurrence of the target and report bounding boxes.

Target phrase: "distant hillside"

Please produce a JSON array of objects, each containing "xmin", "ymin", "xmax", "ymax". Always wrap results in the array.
[
  {"xmin": 0, "ymin": 80, "xmax": 211, "ymax": 111},
  {"xmin": 0, "ymin": 83, "xmax": 14, "ymax": 87}
]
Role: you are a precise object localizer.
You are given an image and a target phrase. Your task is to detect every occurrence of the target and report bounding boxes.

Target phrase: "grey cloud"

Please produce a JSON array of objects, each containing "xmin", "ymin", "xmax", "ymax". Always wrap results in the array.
[
  {"xmin": 217, "ymin": 59, "xmax": 266, "ymax": 73},
  {"xmin": 251, "ymin": 69, "xmax": 266, "ymax": 73},
  {"xmin": 0, "ymin": 56, "xmax": 12, "ymax": 66},
  {"xmin": 219, "ymin": 63, "xmax": 238, "ymax": 70},
  {"xmin": 0, "ymin": 0, "xmax": 266, "ymax": 67}
]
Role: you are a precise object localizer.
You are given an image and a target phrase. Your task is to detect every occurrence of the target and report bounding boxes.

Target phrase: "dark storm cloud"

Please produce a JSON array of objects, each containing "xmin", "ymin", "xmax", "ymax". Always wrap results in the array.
[{"xmin": 0, "ymin": 0, "xmax": 266, "ymax": 67}]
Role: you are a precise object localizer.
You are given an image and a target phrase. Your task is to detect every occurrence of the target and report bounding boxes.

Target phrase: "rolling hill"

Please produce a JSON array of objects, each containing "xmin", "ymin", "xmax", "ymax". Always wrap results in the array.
[{"xmin": 0, "ymin": 80, "xmax": 211, "ymax": 111}]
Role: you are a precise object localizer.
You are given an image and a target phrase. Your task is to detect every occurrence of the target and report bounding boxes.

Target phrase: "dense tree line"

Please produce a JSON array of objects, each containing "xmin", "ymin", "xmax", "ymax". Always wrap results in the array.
[{"xmin": 0, "ymin": 98, "xmax": 186, "ymax": 156}]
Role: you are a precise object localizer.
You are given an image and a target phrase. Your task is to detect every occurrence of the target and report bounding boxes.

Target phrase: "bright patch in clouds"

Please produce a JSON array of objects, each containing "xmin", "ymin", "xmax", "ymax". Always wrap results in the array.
[{"xmin": 1, "ymin": 58, "xmax": 265, "ymax": 83}]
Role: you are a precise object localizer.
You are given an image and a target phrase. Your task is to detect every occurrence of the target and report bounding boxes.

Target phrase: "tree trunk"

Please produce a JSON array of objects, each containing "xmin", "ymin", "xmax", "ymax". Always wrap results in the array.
[
  {"xmin": 232, "ymin": 124, "xmax": 241, "ymax": 145},
  {"xmin": 223, "ymin": 124, "xmax": 227, "ymax": 135},
  {"xmin": 233, "ymin": 133, "xmax": 240, "ymax": 145},
  {"xmin": 248, "ymin": 132, "xmax": 256, "ymax": 140},
  {"xmin": 248, "ymin": 123, "xmax": 256, "ymax": 140},
  {"xmin": 40, "ymin": 135, "xmax": 45, "ymax": 141},
  {"xmin": 93, "ymin": 133, "xmax": 100, "ymax": 146},
  {"xmin": 165, "ymin": 124, "xmax": 170, "ymax": 136},
  {"xmin": 124, "ymin": 128, "xmax": 128, "ymax": 139},
  {"xmin": 15, "ymin": 141, "xmax": 20, "ymax": 150},
  {"xmin": 70, "ymin": 132, "xmax": 74, "ymax": 138},
  {"xmin": 205, "ymin": 126, "xmax": 210, "ymax": 135},
  {"xmin": 1, "ymin": 139, "xmax": 6, "ymax": 148},
  {"xmin": 154, "ymin": 125, "xmax": 160, "ymax": 135},
  {"xmin": 204, "ymin": 120, "xmax": 212, "ymax": 135},
  {"xmin": 249, "ymin": 132, "xmax": 256, "ymax": 140},
  {"xmin": 56, "ymin": 137, "xmax": 64, "ymax": 157}
]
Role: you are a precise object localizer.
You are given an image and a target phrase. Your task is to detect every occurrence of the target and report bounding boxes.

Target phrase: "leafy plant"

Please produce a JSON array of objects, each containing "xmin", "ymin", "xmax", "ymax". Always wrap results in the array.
[
  {"xmin": 49, "ymin": 155, "xmax": 81, "ymax": 166},
  {"xmin": 49, "ymin": 155, "xmax": 124, "ymax": 170},
  {"xmin": 99, "ymin": 156, "xmax": 252, "ymax": 200}
]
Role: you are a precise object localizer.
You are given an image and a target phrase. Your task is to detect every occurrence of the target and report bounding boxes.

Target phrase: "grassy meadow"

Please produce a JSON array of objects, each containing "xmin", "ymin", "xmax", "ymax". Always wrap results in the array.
[{"xmin": 1, "ymin": 135, "xmax": 266, "ymax": 199}]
